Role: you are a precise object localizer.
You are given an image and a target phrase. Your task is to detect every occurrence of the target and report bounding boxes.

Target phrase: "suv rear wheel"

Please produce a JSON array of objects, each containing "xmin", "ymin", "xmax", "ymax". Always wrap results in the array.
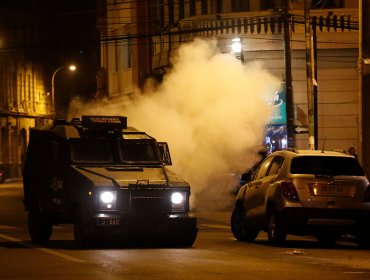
[
  {"xmin": 231, "ymin": 207, "xmax": 259, "ymax": 242},
  {"xmin": 267, "ymin": 213, "xmax": 286, "ymax": 244}
]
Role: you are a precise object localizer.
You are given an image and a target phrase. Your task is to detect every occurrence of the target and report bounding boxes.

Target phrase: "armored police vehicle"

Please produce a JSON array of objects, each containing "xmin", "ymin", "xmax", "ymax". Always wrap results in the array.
[{"xmin": 23, "ymin": 116, "xmax": 197, "ymax": 247}]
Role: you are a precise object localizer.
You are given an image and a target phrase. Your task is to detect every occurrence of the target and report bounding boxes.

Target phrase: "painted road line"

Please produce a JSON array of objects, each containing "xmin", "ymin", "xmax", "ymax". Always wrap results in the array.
[
  {"xmin": 199, "ymin": 224, "xmax": 230, "ymax": 230},
  {"xmin": 0, "ymin": 225, "xmax": 67, "ymax": 231},
  {"xmin": 0, "ymin": 233, "xmax": 87, "ymax": 263},
  {"xmin": 0, "ymin": 225, "xmax": 20, "ymax": 230}
]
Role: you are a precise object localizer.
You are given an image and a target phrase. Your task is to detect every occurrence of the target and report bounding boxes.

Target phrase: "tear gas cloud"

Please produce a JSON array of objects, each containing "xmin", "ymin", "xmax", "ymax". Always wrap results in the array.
[{"xmin": 68, "ymin": 38, "xmax": 281, "ymax": 211}]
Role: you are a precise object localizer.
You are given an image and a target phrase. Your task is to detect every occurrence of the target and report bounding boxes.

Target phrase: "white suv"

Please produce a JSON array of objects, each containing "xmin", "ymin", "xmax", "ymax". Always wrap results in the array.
[{"xmin": 231, "ymin": 149, "xmax": 370, "ymax": 248}]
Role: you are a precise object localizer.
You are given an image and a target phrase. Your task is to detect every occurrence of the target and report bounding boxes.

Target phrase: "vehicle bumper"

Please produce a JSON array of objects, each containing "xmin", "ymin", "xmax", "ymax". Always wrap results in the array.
[
  {"xmin": 280, "ymin": 207, "xmax": 370, "ymax": 231},
  {"xmin": 88, "ymin": 213, "xmax": 198, "ymax": 242}
]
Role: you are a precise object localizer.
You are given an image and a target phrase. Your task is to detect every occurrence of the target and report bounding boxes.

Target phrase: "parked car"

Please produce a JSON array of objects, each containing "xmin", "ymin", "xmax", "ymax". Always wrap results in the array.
[{"xmin": 231, "ymin": 149, "xmax": 370, "ymax": 248}]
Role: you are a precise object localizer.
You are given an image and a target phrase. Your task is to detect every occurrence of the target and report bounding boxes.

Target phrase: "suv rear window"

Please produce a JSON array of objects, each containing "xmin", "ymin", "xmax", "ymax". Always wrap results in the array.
[{"xmin": 290, "ymin": 156, "xmax": 365, "ymax": 176}]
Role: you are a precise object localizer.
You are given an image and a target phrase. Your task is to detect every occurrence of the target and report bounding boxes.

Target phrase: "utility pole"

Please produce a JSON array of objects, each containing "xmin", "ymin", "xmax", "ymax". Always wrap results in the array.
[
  {"xmin": 360, "ymin": 0, "xmax": 370, "ymax": 173},
  {"xmin": 312, "ymin": 16, "xmax": 318, "ymax": 150},
  {"xmin": 282, "ymin": 0, "xmax": 295, "ymax": 148},
  {"xmin": 359, "ymin": 0, "xmax": 363, "ymax": 165},
  {"xmin": 304, "ymin": 0, "xmax": 315, "ymax": 150}
]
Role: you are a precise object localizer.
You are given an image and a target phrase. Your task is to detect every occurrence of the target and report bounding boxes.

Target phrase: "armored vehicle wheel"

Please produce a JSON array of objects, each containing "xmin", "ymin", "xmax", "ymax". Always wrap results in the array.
[
  {"xmin": 168, "ymin": 230, "xmax": 198, "ymax": 248},
  {"xmin": 231, "ymin": 207, "xmax": 259, "ymax": 242},
  {"xmin": 28, "ymin": 211, "xmax": 52, "ymax": 243},
  {"xmin": 267, "ymin": 213, "xmax": 286, "ymax": 244},
  {"xmin": 73, "ymin": 205, "xmax": 92, "ymax": 246}
]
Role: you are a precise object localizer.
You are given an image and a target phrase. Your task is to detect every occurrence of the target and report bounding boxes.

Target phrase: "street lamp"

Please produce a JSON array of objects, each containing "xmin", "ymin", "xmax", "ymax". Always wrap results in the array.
[
  {"xmin": 51, "ymin": 64, "xmax": 76, "ymax": 113},
  {"xmin": 231, "ymin": 37, "xmax": 244, "ymax": 61},
  {"xmin": 231, "ymin": 37, "xmax": 242, "ymax": 53}
]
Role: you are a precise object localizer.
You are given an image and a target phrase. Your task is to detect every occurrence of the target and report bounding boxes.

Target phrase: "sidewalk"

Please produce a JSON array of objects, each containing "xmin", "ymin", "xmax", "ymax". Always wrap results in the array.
[
  {"xmin": 4, "ymin": 177, "xmax": 22, "ymax": 183},
  {"xmin": 1, "ymin": 178, "xmax": 23, "ymax": 187}
]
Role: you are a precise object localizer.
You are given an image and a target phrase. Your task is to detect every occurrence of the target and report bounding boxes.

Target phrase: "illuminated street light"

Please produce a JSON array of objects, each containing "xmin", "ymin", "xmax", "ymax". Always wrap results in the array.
[
  {"xmin": 51, "ymin": 64, "xmax": 77, "ymax": 113},
  {"xmin": 231, "ymin": 38, "xmax": 242, "ymax": 53},
  {"xmin": 231, "ymin": 37, "xmax": 244, "ymax": 61}
]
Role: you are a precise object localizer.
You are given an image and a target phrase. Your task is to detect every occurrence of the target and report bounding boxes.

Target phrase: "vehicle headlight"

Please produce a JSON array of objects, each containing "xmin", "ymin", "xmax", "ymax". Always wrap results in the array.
[
  {"xmin": 171, "ymin": 192, "xmax": 184, "ymax": 204},
  {"xmin": 171, "ymin": 191, "xmax": 187, "ymax": 212},
  {"xmin": 99, "ymin": 191, "xmax": 117, "ymax": 210}
]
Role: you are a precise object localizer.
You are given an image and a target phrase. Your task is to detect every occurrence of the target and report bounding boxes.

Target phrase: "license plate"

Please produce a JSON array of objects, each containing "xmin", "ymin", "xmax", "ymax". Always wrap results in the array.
[
  {"xmin": 97, "ymin": 218, "xmax": 120, "ymax": 226},
  {"xmin": 309, "ymin": 183, "xmax": 353, "ymax": 196}
]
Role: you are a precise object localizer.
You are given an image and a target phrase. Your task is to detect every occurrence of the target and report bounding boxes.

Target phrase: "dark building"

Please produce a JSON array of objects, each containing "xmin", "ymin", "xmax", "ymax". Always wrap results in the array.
[{"xmin": 0, "ymin": 0, "xmax": 100, "ymax": 177}]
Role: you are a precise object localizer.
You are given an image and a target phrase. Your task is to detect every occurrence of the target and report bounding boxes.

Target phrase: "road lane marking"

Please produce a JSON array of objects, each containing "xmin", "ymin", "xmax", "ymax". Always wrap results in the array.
[
  {"xmin": 0, "ymin": 225, "xmax": 19, "ymax": 230},
  {"xmin": 0, "ymin": 233, "xmax": 87, "ymax": 263},
  {"xmin": 199, "ymin": 224, "xmax": 230, "ymax": 230},
  {"xmin": 344, "ymin": 272, "xmax": 370, "ymax": 274}
]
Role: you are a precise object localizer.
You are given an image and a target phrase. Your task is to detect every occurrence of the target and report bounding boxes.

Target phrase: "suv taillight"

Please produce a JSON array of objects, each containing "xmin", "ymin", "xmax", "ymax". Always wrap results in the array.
[
  {"xmin": 364, "ymin": 186, "xmax": 370, "ymax": 202},
  {"xmin": 281, "ymin": 180, "xmax": 300, "ymax": 202}
]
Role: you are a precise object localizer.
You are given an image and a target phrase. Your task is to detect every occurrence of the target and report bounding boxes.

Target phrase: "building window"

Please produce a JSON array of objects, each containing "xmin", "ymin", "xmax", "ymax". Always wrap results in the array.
[
  {"xmin": 216, "ymin": 0, "xmax": 223, "ymax": 13},
  {"xmin": 189, "ymin": 0, "xmax": 196, "ymax": 16},
  {"xmin": 156, "ymin": 0, "xmax": 164, "ymax": 28},
  {"xmin": 201, "ymin": 0, "xmax": 208, "ymax": 14},
  {"xmin": 150, "ymin": 0, "xmax": 164, "ymax": 30},
  {"xmin": 1, "ymin": 128, "xmax": 9, "ymax": 162},
  {"xmin": 122, "ymin": 38, "xmax": 132, "ymax": 70},
  {"xmin": 28, "ymin": 74, "xmax": 31, "ymax": 111},
  {"xmin": 311, "ymin": 0, "xmax": 344, "ymax": 8},
  {"xmin": 232, "ymin": 0, "xmax": 249, "ymax": 12},
  {"xmin": 168, "ymin": 0, "xmax": 174, "ymax": 26},
  {"xmin": 179, "ymin": 0, "xmax": 184, "ymax": 19},
  {"xmin": 114, "ymin": 40, "xmax": 119, "ymax": 72},
  {"xmin": 19, "ymin": 72, "xmax": 24, "ymax": 107},
  {"xmin": 260, "ymin": 0, "xmax": 280, "ymax": 10},
  {"xmin": 20, "ymin": 129, "xmax": 27, "ymax": 163}
]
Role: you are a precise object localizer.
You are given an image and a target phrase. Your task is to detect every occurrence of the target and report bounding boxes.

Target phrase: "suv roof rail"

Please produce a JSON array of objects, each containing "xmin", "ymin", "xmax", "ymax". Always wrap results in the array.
[
  {"xmin": 276, "ymin": 148, "xmax": 298, "ymax": 153},
  {"xmin": 332, "ymin": 149, "xmax": 346, "ymax": 154}
]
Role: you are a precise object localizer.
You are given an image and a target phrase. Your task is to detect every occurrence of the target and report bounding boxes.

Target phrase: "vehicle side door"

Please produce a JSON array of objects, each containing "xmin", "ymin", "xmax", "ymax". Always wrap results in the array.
[
  {"xmin": 48, "ymin": 140, "xmax": 68, "ymax": 216},
  {"xmin": 244, "ymin": 156, "xmax": 284, "ymax": 225},
  {"xmin": 244, "ymin": 156, "xmax": 274, "ymax": 223}
]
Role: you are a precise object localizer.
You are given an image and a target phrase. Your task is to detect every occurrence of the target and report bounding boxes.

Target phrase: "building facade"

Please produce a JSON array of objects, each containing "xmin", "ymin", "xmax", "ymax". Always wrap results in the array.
[
  {"xmin": 98, "ymin": 0, "xmax": 364, "ymax": 162},
  {"xmin": 0, "ymin": 0, "xmax": 99, "ymax": 178},
  {"xmin": 0, "ymin": 4, "xmax": 54, "ymax": 178}
]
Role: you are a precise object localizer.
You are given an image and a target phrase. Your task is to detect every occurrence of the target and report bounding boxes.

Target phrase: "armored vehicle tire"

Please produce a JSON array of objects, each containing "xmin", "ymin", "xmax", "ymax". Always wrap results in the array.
[
  {"xmin": 167, "ymin": 230, "xmax": 198, "ymax": 248},
  {"xmin": 28, "ymin": 211, "xmax": 53, "ymax": 243},
  {"xmin": 231, "ymin": 208, "xmax": 259, "ymax": 242},
  {"xmin": 267, "ymin": 213, "xmax": 286, "ymax": 244},
  {"xmin": 73, "ymin": 205, "xmax": 93, "ymax": 247}
]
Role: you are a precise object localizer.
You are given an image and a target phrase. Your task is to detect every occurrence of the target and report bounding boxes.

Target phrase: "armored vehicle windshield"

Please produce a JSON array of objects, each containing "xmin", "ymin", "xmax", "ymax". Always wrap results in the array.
[{"xmin": 70, "ymin": 138, "xmax": 162, "ymax": 165}]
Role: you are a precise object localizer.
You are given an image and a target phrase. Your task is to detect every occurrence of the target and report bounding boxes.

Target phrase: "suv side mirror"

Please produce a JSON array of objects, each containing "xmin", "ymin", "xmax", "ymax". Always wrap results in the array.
[
  {"xmin": 158, "ymin": 142, "xmax": 172, "ymax": 165},
  {"xmin": 240, "ymin": 172, "xmax": 252, "ymax": 183}
]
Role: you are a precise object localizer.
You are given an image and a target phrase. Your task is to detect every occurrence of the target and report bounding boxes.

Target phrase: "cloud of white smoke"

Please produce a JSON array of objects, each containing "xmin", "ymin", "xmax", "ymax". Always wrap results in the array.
[{"xmin": 68, "ymin": 38, "xmax": 281, "ymax": 211}]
